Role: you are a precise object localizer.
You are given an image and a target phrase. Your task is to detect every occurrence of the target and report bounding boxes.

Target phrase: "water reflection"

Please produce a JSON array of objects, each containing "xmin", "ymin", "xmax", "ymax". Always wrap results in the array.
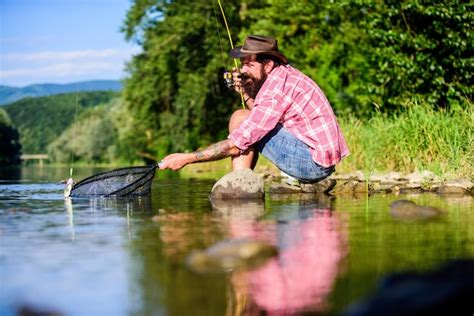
[{"xmin": 211, "ymin": 196, "xmax": 348, "ymax": 315}]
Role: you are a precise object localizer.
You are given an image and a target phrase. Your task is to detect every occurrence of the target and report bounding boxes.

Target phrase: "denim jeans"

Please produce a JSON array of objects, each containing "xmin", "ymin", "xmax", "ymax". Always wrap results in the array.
[{"xmin": 255, "ymin": 124, "xmax": 334, "ymax": 182}]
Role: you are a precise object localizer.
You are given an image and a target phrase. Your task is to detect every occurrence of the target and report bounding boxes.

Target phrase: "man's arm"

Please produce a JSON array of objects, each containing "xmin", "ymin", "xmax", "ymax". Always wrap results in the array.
[{"xmin": 159, "ymin": 139, "xmax": 240, "ymax": 171}]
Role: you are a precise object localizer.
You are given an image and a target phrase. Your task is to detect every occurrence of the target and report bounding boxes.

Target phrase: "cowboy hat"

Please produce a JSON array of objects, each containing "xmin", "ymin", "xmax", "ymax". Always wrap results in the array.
[{"xmin": 229, "ymin": 35, "xmax": 288, "ymax": 64}]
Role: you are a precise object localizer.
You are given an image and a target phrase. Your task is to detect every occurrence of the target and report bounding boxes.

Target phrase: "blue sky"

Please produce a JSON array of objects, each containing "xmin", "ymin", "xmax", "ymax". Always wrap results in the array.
[{"xmin": 0, "ymin": 0, "xmax": 138, "ymax": 87}]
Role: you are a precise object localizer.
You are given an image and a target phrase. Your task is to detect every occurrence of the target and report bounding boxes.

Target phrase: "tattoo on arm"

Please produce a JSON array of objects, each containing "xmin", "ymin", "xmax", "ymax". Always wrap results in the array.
[{"xmin": 193, "ymin": 140, "xmax": 234, "ymax": 162}]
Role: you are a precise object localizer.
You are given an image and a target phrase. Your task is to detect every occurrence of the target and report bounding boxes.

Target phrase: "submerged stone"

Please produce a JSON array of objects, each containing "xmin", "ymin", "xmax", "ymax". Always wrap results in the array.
[
  {"xmin": 186, "ymin": 239, "xmax": 278, "ymax": 274},
  {"xmin": 210, "ymin": 169, "xmax": 264, "ymax": 199},
  {"xmin": 389, "ymin": 199, "xmax": 444, "ymax": 221}
]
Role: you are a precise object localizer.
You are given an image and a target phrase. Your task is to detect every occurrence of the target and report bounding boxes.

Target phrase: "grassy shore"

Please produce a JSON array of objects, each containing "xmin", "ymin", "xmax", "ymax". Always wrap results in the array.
[{"xmin": 338, "ymin": 103, "xmax": 473, "ymax": 179}]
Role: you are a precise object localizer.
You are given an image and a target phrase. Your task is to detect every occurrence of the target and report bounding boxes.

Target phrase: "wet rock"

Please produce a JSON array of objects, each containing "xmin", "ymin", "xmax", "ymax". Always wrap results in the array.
[
  {"xmin": 353, "ymin": 182, "xmax": 372, "ymax": 194},
  {"xmin": 372, "ymin": 183, "xmax": 397, "ymax": 193},
  {"xmin": 399, "ymin": 183, "xmax": 423, "ymax": 194},
  {"xmin": 267, "ymin": 182, "xmax": 302, "ymax": 194},
  {"xmin": 186, "ymin": 239, "xmax": 278, "ymax": 274},
  {"xmin": 437, "ymin": 179, "xmax": 472, "ymax": 196},
  {"xmin": 300, "ymin": 178, "xmax": 336, "ymax": 193},
  {"xmin": 210, "ymin": 169, "xmax": 264, "ymax": 199},
  {"xmin": 437, "ymin": 185, "xmax": 467, "ymax": 196},
  {"xmin": 330, "ymin": 180, "xmax": 358, "ymax": 195},
  {"xmin": 389, "ymin": 199, "xmax": 444, "ymax": 221}
]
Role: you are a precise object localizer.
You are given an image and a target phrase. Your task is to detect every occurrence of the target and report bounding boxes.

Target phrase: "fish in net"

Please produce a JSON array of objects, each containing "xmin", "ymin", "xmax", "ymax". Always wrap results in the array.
[{"xmin": 64, "ymin": 164, "xmax": 159, "ymax": 197}]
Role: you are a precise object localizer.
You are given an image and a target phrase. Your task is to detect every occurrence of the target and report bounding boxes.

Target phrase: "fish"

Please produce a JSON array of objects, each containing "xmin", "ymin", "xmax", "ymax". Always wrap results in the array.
[{"xmin": 63, "ymin": 178, "xmax": 75, "ymax": 198}]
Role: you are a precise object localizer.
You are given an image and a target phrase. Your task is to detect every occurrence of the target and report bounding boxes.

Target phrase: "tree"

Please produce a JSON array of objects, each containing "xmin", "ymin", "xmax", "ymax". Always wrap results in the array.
[{"xmin": 0, "ymin": 109, "xmax": 21, "ymax": 166}]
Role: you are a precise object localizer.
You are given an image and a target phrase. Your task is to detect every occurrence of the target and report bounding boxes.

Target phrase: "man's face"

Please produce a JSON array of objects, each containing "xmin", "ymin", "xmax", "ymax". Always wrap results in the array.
[{"xmin": 240, "ymin": 55, "xmax": 269, "ymax": 99}]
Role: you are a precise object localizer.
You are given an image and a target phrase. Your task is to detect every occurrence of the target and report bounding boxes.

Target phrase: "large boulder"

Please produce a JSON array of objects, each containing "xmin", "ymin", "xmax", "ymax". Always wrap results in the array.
[{"xmin": 210, "ymin": 169, "xmax": 264, "ymax": 199}]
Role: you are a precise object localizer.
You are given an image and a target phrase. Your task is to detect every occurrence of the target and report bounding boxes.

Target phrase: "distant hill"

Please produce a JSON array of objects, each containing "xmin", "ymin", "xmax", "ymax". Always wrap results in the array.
[
  {"xmin": 0, "ymin": 80, "xmax": 122, "ymax": 105},
  {"xmin": 4, "ymin": 91, "xmax": 118, "ymax": 154}
]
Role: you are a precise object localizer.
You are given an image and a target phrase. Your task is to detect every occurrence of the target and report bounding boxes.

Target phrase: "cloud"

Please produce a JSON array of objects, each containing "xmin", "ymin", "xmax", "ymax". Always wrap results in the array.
[
  {"xmin": 0, "ymin": 48, "xmax": 140, "ymax": 86},
  {"xmin": 2, "ymin": 49, "xmax": 134, "ymax": 62}
]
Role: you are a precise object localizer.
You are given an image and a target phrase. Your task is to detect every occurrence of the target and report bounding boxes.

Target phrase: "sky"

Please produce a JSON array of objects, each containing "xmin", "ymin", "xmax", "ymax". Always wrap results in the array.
[{"xmin": 0, "ymin": 0, "xmax": 139, "ymax": 87}]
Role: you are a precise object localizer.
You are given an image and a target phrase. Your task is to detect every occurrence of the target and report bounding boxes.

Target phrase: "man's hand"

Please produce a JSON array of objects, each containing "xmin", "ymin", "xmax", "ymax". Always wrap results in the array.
[
  {"xmin": 231, "ymin": 67, "xmax": 243, "ymax": 94},
  {"xmin": 159, "ymin": 139, "xmax": 240, "ymax": 171},
  {"xmin": 159, "ymin": 153, "xmax": 194, "ymax": 171}
]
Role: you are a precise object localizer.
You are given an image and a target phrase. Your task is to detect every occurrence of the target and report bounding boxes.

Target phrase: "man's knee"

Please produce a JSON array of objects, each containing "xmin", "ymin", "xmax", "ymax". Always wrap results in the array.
[{"xmin": 229, "ymin": 109, "xmax": 251, "ymax": 132}]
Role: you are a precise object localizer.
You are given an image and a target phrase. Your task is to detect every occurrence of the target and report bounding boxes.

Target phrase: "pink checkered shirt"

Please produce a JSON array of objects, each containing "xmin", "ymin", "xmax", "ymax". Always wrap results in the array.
[{"xmin": 229, "ymin": 65, "xmax": 349, "ymax": 167}]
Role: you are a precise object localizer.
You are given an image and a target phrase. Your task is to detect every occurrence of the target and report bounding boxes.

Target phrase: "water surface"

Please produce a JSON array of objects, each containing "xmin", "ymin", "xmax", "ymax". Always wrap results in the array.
[{"xmin": 0, "ymin": 166, "xmax": 472, "ymax": 315}]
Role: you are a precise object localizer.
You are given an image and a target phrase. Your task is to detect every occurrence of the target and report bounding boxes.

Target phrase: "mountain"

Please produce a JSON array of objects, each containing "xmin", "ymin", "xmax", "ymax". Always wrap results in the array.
[
  {"xmin": 0, "ymin": 80, "xmax": 122, "ymax": 105},
  {"xmin": 4, "ymin": 91, "xmax": 118, "ymax": 154}
]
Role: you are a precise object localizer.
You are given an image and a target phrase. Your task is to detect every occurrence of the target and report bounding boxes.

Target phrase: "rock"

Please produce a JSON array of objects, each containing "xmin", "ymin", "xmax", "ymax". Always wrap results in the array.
[
  {"xmin": 386, "ymin": 171, "xmax": 403, "ymax": 182},
  {"xmin": 330, "ymin": 171, "xmax": 365, "ymax": 181},
  {"xmin": 399, "ymin": 182, "xmax": 423, "ymax": 194},
  {"xmin": 445, "ymin": 179, "xmax": 473, "ymax": 190},
  {"xmin": 210, "ymin": 169, "xmax": 264, "ymax": 199},
  {"xmin": 353, "ymin": 182, "xmax": 372, "ymax": 194},
  {"xmin": 267, "ymin": 182, "xmax": 302, "ymax": 194},
  {"xmin": 186, "ymin": 239, "xmax": 278, "ymax": 274},
  {"xmin": 372, "ymin": 183, "xmax": 396, "ymax": 193},
  {"xmin": 389, "ymin": 199, "xmax": 444, "ymax": 221},
  {"xmin": 330, "ymin": 180, "xmax": 358, "ymax": 195},
  {"xmin": 437, "ymin": 185, "xmax": 468, "ymax": 196},
  {"xmin": 300, "ymin": 178, "xmax": 337, "ymax": 193},
  {"xmin": 405, "ymin": 170, "xmax": 435, "ymax": 184},
  {"xmin": 369, "ymin": 173, "xmax": 387, "ymax": 182}
]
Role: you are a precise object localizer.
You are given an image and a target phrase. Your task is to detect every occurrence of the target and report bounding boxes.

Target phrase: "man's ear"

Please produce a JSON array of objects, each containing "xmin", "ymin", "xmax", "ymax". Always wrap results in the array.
[{"xmin": 264, "ymin": 60, "xmax": 275, "ymax": 73}]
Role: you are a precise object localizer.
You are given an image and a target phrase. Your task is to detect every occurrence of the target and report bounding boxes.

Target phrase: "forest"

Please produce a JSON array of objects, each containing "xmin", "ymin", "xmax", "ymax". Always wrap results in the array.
[{"xmin": 2, "ymin": 1, "xmax": 472, "ymax": 177}]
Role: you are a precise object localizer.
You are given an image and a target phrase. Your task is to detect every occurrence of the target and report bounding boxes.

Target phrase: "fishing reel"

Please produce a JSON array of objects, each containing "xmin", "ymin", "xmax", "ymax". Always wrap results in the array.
[
  {"xmin": 223, "ymin": 71, "xmax": 235, "ymax": 89},
  {"xmin": 223, "ymin": 71, "xmax": 245, "ymax": 90}
]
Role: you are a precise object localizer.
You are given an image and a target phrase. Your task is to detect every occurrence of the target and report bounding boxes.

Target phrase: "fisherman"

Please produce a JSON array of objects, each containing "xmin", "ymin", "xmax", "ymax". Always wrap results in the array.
[{"xmin": 159, "ymin": 35, "xmax": 349, "ymax": 183}]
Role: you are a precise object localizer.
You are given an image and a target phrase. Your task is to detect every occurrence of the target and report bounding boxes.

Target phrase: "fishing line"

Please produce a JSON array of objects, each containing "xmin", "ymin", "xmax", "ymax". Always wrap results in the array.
[
  {"xmin": 214, "ymin": 0, "xmax": 246, "ymax": 109},
  {"xmin": 69, "ymin": 85, "xmax": 80, "ymax": 179},
  {"xmin": 212, "ymin": 0, "xmax": 228, "ymax": 70}
]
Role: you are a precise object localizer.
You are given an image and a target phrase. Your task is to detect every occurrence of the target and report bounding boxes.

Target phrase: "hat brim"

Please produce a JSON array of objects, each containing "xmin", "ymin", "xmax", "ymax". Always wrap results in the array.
[{"xmin": 229, "ymin": 46, "xmax": 288, "ymax": 64}]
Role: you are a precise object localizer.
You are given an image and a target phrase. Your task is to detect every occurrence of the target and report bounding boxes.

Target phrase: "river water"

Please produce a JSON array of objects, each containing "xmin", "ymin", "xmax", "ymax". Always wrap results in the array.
[{"xmin": 0, "ymin": 166, "xmax": 473, "ymax": 315}]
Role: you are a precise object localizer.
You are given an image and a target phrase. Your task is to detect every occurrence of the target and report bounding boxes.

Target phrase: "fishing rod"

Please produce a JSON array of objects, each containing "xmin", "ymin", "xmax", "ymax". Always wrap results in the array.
[{"xmin": 214, "ymin": 0, "xmax": 246, "ymax": 109}]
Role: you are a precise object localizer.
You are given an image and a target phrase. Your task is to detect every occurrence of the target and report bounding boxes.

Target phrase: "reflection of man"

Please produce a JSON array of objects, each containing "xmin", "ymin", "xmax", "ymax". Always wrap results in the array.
[
  {"xmin": 219, "ymin": 199, "xmax": 347, "ymax": 314},
  {"xmin": 160, "ymin": 35, "xmax": 349, "ymax": 183}
]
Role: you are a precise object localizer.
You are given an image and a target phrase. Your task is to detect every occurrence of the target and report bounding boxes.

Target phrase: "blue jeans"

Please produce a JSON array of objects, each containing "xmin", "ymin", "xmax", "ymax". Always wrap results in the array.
[{"xmin": 255, "ymin": 125, "xmax": 334, "ymax": 182}]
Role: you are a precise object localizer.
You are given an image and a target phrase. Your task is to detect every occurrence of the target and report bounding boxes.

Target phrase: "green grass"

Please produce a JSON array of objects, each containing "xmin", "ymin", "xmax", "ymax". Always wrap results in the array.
[{"xmin": 337, "ymin": 103, "xmax": 473, "ymax": 179}]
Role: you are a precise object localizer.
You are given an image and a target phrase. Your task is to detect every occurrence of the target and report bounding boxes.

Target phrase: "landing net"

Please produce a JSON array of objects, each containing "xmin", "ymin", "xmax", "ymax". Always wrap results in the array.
[{"xmin": 70, "ymin": 165, "xmax": 157, "ymax": 197}]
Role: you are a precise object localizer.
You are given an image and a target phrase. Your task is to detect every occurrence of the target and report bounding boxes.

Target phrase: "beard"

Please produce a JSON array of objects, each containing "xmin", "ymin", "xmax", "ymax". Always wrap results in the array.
[{"xmin": 242, "ymin": 67, "xmax": 268, "ymax": 99}]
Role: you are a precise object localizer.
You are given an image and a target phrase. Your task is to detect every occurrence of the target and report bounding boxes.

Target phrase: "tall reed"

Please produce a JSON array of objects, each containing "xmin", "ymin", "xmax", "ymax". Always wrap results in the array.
[{"xmin": 338, "ymin": 103, "xmax": 473, "ymax": 178}]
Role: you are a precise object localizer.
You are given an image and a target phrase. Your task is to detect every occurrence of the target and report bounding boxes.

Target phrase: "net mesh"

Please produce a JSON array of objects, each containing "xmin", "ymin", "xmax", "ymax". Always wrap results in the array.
[{"xmin": 70, "ymin": 165, "xmax": 157, "ymax": 197}]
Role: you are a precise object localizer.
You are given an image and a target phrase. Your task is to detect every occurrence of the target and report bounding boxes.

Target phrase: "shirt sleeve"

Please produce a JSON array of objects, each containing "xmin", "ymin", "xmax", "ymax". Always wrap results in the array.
[{"xmin": 229, "ymin": 76, "xmax": 289, "ymax": 151}]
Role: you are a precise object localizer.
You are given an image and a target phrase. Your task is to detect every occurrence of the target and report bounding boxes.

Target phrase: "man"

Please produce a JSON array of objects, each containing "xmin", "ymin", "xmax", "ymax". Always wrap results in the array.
[{"xmin": 159, "ymin": 35, "xmax": 349, "ymax": 183}]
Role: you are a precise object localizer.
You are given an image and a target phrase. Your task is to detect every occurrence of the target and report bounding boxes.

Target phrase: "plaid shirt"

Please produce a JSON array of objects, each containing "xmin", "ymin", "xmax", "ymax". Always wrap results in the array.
[{"xmin": 229, "ymin": 65, "xmax": 349, "ymax": 167}]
